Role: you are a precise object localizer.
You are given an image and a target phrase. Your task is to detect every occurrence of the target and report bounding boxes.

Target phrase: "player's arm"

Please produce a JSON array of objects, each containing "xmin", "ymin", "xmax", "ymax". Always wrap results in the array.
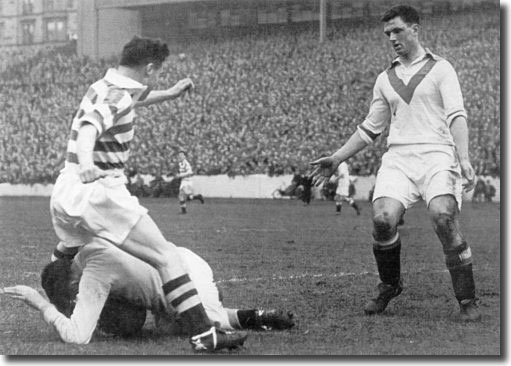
[
  {"xmin": 75, "ymin": 123, "xmax": 118, "ymax": 183},
  {"xmin": 2, "ymin": 278, "xmax": 109, "ymax": 344},
  {"xmin": 439, "ymin": 61, "xmax": 475, "ymax": 191},
  {"xmin": 135, "ymin": 78, "xmax": 194, "ymax": 108},
  {"xmin": 450, "ymin": 116, "xmax": 475, "ymax": 191},
  {"xmin": 176, "ymin": 171, "xmax": 193, "ymax": 179},
  {"xmin": 310, "ymin": 74, "xmax": 389, "ymax": 186}
]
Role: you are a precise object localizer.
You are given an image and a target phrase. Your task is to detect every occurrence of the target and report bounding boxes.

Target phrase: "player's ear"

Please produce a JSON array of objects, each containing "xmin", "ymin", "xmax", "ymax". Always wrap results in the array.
[
  {"xmin": 144, "ymin": 63, "xmax": 155, "ymax": 77},
  {"xmin": 411, "ymin": 23, "xmax": 419, "ymax": 35}
]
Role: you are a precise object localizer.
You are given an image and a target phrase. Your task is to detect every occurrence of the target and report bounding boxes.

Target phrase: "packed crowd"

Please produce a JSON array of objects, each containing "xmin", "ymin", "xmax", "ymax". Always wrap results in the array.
[{"xmin": 0, "ymin": 8, "xmax": 500, "ymax": 184}]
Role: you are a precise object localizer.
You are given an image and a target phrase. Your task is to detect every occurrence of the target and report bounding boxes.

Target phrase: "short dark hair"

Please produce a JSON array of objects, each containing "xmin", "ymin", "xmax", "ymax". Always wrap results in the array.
[
  {"xmin": 119, "ymin": 36, "xmax": 170, "ymax": 68},
  {"xmin": 41, "ymin": 259, "xmax": 75, "ymax": 317},
  {"xmin": 381, "ymin": 5, "xmax": 421, "ymax": 25}
]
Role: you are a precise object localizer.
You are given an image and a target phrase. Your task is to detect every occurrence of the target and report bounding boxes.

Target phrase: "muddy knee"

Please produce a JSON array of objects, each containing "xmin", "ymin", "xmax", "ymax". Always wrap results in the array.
[
  {"xmin": 372, "ymin": 213, "xmax": 397, "ymax": 242},
  {"xmin": 432, "ymin": 211, "xmax": 463, "ymax": 246}
]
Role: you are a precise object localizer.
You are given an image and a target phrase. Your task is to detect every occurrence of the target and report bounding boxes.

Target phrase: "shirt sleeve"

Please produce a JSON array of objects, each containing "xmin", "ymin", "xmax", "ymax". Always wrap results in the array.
[
  {"xmin": 358, "ymin": 73, "xmax": 391, "ymax": 144},
  {"xmin": 77, "ymin": 86, "xmax": 133, "ymax": 135},
  {"xmin": 437, "ymin": 60, "xmax": 468, "ymax": 126},
  {"xmin": 41, "ymin": 259, "xmax": 112, "ymax": 344}
]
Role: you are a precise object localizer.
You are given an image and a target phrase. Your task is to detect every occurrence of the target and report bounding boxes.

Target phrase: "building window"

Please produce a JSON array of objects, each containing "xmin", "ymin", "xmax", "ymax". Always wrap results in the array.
[
  {"xmin": 0, "ymin": 1, "xmax": 3, "ymax": 17},
  {"xmin": 45, "ymin": 18, "xmax": 67, "ymax": 41},
  {"xmin": 21, "ymin": 20, "xmax": 35, "ymax": 44},
  {"xmin": 0, "ymin": 23, "xmax": 4, "ymax": 39},
  {"xmin": 22, "ymin": 0, "xmax": 34, "ymax": 14},
  {"xmin": 67, "ymin": 0, "xmax": 74, "ymax": 9}
]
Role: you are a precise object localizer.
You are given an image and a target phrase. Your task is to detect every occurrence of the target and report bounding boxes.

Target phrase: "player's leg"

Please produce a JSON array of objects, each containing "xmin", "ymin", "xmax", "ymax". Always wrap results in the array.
[
  {"xmin": 428, "ymin": 194, "xmax": 480, "ymax": 321},
  {"xmin": 334, "ymin": 194, "xmax": 343, "ymax": 213},
  {"xmin": 121, "ymin": 216, "xmax": 210, "ymax": 333},
  {"xmin": 192, "ymin": 194, "xmax": 205, "ymax": 204},
  {"xmin": 187, "ymin": 183, "xmax": 204, "ymax": 204},
  {"xmin": 121, "ymin": 214, "xmax": 248, "ymax": 349},
  {"xmin": 227, "ymin": 308, "xmax": 295, "ymax": 331},
  {"xmin": 364, "ymin": 197, "xmax": 405, "ymax": 315},
  {"xmin": 365, "ymin": 147, "xmax": 423, "ymax": 314},
  {"xmin": 179, "ymin": 188, "xmax": 187, "ymax": 214},
  {"xmin": 342, "ymin": 195, "xmax": 361, "ymax": 215}
]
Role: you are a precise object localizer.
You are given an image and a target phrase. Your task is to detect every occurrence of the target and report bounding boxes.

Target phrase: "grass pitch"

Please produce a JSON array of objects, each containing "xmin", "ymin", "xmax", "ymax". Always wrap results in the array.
[{"xmin": 0, "ymin": 197, "xmax": 500, "ymax": 356}]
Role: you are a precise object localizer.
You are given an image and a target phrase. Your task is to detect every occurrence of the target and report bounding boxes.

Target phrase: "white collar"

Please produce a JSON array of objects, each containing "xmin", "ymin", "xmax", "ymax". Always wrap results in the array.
[
  {"xmin": 103, "ymin": 68, "xmax": 146, "ymax": 90},
  {"xmin": 390, "ymin": 48, "xmax": 440, "ymax": 68}
]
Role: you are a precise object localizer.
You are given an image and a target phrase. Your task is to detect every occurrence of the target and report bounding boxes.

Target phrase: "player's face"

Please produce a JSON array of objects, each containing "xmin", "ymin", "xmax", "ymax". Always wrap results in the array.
[
  {"xmin": 144, "ymin": 63, "xmax": 163, "ymax": 87},
  {"xmin": 178, "ymin": 152, "xmax": 185, "ymax": 161},
  {"xmin": 383, "ymin": 16, "xmax": 419, "ymax": 57}
]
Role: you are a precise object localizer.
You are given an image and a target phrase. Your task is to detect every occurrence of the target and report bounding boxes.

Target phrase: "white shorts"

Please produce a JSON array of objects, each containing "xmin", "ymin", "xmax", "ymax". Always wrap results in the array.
[
  {"xmin": 372, "ymin": 144, "xmax": 463, "ymax": 210},
  {"xmin": 335, "ymin": 179, "xmax": 350, "ymax": 197},
  {"xmin": 50, "ymin": 170, "xmax": 148, "ymax": 247},
  {"xmin": 180, "ymin": 180, "xmax": 194, "ymax": 196}
]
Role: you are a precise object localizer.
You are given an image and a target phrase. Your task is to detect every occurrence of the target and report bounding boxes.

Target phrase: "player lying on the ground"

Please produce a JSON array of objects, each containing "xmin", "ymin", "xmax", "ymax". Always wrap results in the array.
[{"xmin": 1, "ymin": 239, "xmax": 294, "ymax": 344}]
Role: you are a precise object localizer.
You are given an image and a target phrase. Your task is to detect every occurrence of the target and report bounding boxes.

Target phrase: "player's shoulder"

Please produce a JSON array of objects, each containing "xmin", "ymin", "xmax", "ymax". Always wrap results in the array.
[
  {"xmin": 427, "ymin": 50, "xmax": 457, "ymax": 72},
  {"xmin": 104, "ymin": 85, "xmax": 131, "ymax": 107},
  {"xmin": 374, "ymin": 68, "xmax": 391, "ymax": 88}
]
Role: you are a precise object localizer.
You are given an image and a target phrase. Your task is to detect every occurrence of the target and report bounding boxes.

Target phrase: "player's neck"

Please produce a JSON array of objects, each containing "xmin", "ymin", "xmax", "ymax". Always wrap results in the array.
[
  {"xmin": 116, "ymin": 65, "xmax": 144, "ymax": 84},
  {"xmin": 400, "ymin": 44, "xmax": 425, "ymax": 67}
]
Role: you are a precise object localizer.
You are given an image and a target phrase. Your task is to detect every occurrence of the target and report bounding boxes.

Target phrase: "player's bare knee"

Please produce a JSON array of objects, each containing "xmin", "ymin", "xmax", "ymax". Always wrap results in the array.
[
  {"xmin": 372, "ymin": 213, "xmax": 397, "ymax": 242},
  {"xmin": 431, "ymin": 209, "xmax": 456, "ymax": 237},
  {"xmin": 432, "ymin": 210, "xmax": 454, "ymax": 229}
]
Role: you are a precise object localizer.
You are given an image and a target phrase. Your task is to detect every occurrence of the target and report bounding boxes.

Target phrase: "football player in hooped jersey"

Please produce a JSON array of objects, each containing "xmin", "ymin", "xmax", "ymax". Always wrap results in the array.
[
  {"xmin": 176, "ymin": 150, "xmax": 204, "ymax": 214},
  {"xmin": 48, "ymin": 36, "xmax": 247, "ymax": 351},
  {"xmin": 311, "ymin": 5, "xmax": 480, "ymax": 321}
]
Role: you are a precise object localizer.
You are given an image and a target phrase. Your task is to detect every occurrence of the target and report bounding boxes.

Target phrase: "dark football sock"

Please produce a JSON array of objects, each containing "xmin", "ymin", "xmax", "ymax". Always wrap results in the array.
[
  {"xmin": 373, "ymin": 237, "xmax": 401, "ymax": 286},
  {"xmin": 236, "ymin": 309, "xmax": 258, "ymax": 328},
  {"xmin": 445, "ymin": 242, "xmax": 476, "ymax": 302}
]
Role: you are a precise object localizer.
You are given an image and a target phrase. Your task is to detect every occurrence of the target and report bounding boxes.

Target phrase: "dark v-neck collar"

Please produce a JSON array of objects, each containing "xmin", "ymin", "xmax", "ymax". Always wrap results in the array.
[{"xmin": 386, "ymin": 54, "xmax": 437, "ymax": 104}]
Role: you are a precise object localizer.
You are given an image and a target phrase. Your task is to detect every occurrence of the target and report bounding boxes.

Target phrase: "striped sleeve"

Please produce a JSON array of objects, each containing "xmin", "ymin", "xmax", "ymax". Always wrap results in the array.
[
  {"xmin": 437, "ymin": 60, "xmax": 467, "ymax": 126},
  {"xmin": 358, "ymin": 73, "xmax": 391, "ymax": 143}
]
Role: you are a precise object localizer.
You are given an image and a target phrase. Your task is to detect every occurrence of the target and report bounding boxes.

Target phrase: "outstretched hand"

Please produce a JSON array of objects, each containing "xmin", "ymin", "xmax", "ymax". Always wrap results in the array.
[
  {"xmin": 175, "ymin": 78, "xmax": 194, "ymax": 97},
  {"xmin": 2, "ymin": 285, "xmax": 48, "ymax": 310},
  {"xmin": 309, "ymin": 156, "xmax": 341, "ymax": 187}
]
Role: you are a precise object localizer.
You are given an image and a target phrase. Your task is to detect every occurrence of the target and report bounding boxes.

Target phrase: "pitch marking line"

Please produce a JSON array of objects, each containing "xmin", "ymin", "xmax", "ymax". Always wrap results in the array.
[{"xmin": 216, "ymin": 267, "xmax": 496, "ymax": 284}]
